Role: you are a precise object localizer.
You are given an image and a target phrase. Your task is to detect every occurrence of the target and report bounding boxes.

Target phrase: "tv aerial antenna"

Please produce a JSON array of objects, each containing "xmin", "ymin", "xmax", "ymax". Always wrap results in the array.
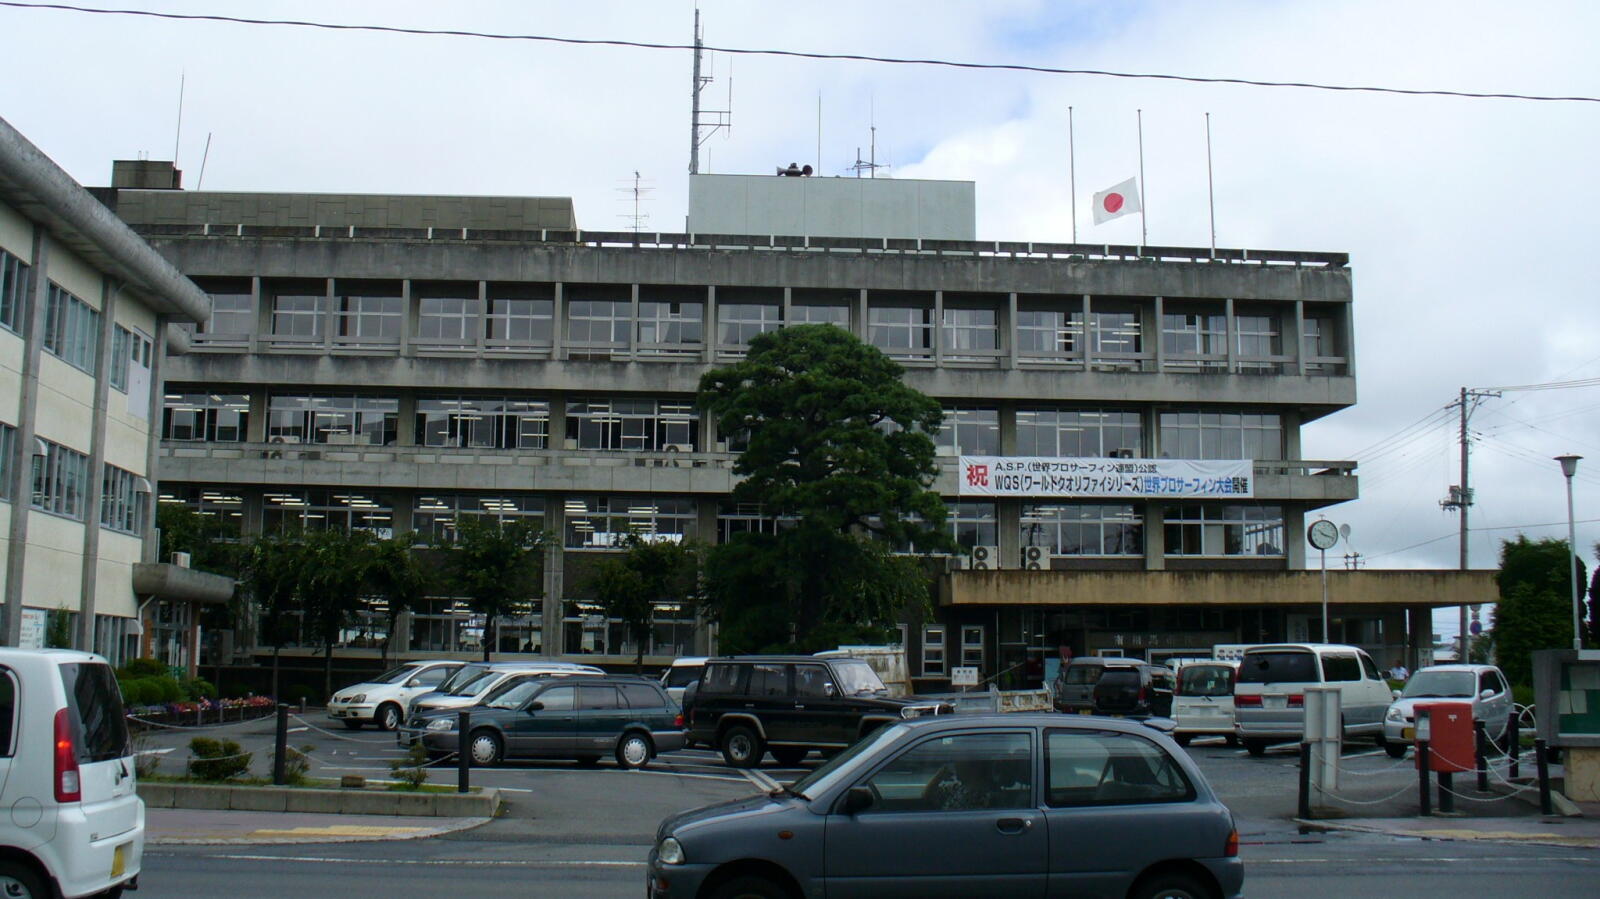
[
  {"xmin": 688, "ymin": 8, "xmax": 733, "ymax": 174},
  {"xmin": 617, "ymin": 172, "xmax": 654, "ymax": 233},
  {"xmin": 849, "ymin": 101, "xmax": 888, "ymax": 178}
]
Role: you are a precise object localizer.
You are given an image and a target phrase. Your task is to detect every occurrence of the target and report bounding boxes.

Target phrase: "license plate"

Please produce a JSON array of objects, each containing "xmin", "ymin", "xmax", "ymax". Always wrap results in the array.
[
  {"xmin": 1402, "ymin": 727, "xmax": 1415, "ymax": 741},
  {"xmin": 1264, "ymin": 696, "xmax": 1286, "ymax": 709},
  {"xmin": 111, "ymin": 843, "xmax": 126, "ymax": 878},
  {"xmin": 1078, "ymin": 709, "xmax": 1092, "ymax": 715}
]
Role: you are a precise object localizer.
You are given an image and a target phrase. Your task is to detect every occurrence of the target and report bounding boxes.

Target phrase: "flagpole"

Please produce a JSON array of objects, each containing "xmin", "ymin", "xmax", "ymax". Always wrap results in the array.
[
  {"xmin": 1137, "ymin": 108, "xmax": 1147, "ymax": 247},
  {"xmin": 1069, "ymin": 106, "xmax": 1078, "ymax": 243},
  {"xmin": 1205, "ymin": 111, "xmax": 1216, "ymax": 257}
]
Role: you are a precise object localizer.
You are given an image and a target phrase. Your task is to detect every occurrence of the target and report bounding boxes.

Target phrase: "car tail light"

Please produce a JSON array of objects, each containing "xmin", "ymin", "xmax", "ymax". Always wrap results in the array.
[
  {"xmin": 1235, "ymin": 694, "xmax": 1262, "ymax": 708},
  {"xmin": 1225, "ymin": 828, "xmax": 1239, "ymax": 857},
  {"xmin": 54, "ymin": 708, "xmax": 81, "ymax": 803},
  {"xmin": 1287, "ymin": 694, "xmax": 1305, "ymax": 708},
  {"xmin": 674, "ymin": 713, "xmax": 685, "ymax": 729}
]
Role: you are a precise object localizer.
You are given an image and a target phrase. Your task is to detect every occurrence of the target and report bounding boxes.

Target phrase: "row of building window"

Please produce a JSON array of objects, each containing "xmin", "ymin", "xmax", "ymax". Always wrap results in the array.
[
  {"xmin": 0, "ymin": 249, "xmax": 26, "ymax": 334},
  {"xmin": 0, "ymin": 250, "xmax": 155, "ymax": 393},
  {"xmin": 0, "ymin": 425, "xmax": 146, "ymax": 534},
  {"xmin": 163, "ymin": 394, "xmax": 1288, "ymax": 460},
  {"xmin": 107, "ymin": 325, "xmax": 153, "ymax": 394},
  {"xmin": 43, "ymin": 284, "xmax": 100, "ymax": 375}
]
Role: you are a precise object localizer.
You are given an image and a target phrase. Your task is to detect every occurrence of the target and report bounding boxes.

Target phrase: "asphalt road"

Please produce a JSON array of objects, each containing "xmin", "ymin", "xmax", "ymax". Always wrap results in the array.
[{"xmin": 135, "ymin": 719, "xmax": 1600, "ymax": 897}]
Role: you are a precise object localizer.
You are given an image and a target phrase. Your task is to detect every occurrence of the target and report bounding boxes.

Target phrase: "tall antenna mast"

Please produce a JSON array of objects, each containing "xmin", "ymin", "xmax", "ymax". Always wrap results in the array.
[
  {"xmin": 688, "ymin": 9, "xmax": 731, "ymax": 175},
  {"xmin": 617, "ymin": 172, "xmax": 654, "ymax": 233},
  {"xmin": 172, "ymin": 71, "xmax": 185, "ymax": 162},
  {"xmin": 849, "ymin": 102, "xmax": 888, "ymax": 178}
]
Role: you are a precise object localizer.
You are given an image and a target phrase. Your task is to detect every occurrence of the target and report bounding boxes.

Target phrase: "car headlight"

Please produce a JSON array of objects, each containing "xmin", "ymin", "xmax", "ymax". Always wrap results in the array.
[
  {"xmin": 1385, "ymin": 707, "xmax": 1403, "ymax": 722},
  {"xmin": 426, "ymin": 718, "xmax": 455, "ymax": 732},
  {"xmin": 657, "ymin": 837, "xmax": 685, "ymax": 866},
  {"xmin": 348, "ymin": 693, "xmax": 365, "ymax": 704}
]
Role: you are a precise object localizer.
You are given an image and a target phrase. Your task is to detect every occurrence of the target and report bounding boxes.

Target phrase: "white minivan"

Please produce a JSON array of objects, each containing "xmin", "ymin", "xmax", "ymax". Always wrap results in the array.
[
  {"xmin": 1233, "ymin": 643, "xmax": 1396, "ymax": 757},
  {"xmin": 0, "ymin": 648, "xmax": 142, "ymax": 898}
]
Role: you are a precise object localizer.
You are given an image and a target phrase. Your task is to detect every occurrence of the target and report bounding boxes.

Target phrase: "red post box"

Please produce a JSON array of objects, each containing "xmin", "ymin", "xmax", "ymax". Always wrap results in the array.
[{"xmin": 1415, "ymin": 701, "xmax": 1474, "ymax": 773}]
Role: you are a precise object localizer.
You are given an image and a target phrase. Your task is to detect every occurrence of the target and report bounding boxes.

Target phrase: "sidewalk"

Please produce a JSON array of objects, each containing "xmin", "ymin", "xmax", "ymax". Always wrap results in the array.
[
  {"xmin": 147, "ymin": 807, "xmax": 492, "ymax": 845},
  {"xmin": 1300, "ymin": 796, "xmax": 1600, "ymax": 850}
]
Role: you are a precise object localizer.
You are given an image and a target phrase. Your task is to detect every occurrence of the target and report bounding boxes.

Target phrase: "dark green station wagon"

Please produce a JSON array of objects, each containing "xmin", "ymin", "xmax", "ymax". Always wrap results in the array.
[{"xmin": 414, "ymin": 674, "xmax": 685, "ymax": 769}]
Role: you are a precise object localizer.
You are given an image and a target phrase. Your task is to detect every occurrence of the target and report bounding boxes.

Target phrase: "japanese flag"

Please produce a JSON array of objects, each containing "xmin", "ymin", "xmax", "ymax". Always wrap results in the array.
[{"xmin": 1092, "ymin": 177, "xmax": 1142, "ymax": 225}]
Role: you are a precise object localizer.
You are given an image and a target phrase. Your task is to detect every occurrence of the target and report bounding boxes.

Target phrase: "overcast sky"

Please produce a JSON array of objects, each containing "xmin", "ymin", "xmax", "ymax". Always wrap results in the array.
[{"xmin": 3, "ymin": 1, "xmax": 1597, "ymax": 641}]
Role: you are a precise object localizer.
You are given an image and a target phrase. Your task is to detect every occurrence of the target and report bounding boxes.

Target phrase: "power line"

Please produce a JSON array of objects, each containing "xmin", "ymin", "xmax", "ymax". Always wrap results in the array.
[
  {"xmin": 1487, "ymin": 376, "xmax": 1600, "ymax": 392},
  {"xmin": 4, "ymin": 2, "xmax": 1599, "ymax": 105},
  {"xmin": 1364, "ymin": 517, "xmax": 1600, "ymax": 562}
]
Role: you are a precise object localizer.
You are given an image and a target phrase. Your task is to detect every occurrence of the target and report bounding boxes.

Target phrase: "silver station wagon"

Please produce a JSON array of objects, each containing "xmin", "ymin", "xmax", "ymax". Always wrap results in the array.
[{"xmin": 648, "ymin": 714, "xmax": 1241, "ymax": 899}]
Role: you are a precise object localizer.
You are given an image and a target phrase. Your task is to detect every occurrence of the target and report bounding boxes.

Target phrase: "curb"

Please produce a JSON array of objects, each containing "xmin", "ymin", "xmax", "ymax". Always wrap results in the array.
[
  {"xmin": 139, "ymin": 782, "xmax": 501, "ymax": 818},
  {"xmin": 1294, "ymin": 816, "xmax": 1600, "ymax": 849},
  {"xmin": 148, "ymin": 815, "xmax": 494, "ymax": 846}
]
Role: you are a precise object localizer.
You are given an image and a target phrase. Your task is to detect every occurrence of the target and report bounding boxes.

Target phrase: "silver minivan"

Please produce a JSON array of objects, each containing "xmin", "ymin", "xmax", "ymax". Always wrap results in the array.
[
  {"xmin": 0, "ymin": 649, "xmax": 142, "ymax": 898},
  {"xmin": 1233, "ymin": 643, "xmax": 1395, "ymax": 756}
]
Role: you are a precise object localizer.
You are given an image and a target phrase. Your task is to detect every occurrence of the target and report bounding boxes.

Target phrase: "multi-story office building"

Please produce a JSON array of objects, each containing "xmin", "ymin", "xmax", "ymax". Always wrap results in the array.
[
  {"xmin": 97, "ymin": 165, "xmax": 1494, "ymax": 688},
  {"xmin": 0, "ymin": 118, "xmax": 226, "ymax": 669}
]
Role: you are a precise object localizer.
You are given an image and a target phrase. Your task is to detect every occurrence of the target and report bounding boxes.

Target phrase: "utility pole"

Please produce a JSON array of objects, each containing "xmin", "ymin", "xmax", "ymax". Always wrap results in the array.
[
  {"xmin": 1441, "ymin": 387, "xmax": 1500, "ymax": 661},
  {"xmin": 687, "ymin": 10, "xmax": 731, "ymax": 176}
]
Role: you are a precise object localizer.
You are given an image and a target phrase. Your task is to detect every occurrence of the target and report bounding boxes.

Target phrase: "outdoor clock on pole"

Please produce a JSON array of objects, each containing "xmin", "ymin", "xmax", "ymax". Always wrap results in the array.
[{"xmin": 1307, "ymin": 519, "xmax": 1339, "ymax": 550}]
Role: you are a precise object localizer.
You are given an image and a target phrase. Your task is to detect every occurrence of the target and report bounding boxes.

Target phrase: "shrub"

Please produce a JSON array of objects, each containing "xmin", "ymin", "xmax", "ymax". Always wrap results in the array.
[
  {"xmin": 389, "ymin": 741, "xmax": 431, "ymax": 790},
  {"xmin": 280, "ymin": 744, "xmax": 315, "ymax": 786},
  {"xmin": 187, "ymin": 737, "xmax": 251, "ymax": 781},
  {"xmin": 116, "ymin": 678, "xmax": 147, "ymax": 706},
  {"xmin": 122, "ymin": 657, "xmax": 169, "ymax": 678},
  {"xmin": 152, "ymin": 676, "xmax": 184, "ymax": 703},
  {"xmin": 186, "ymin": 678, "xmax": 218, "ymax": 701}
]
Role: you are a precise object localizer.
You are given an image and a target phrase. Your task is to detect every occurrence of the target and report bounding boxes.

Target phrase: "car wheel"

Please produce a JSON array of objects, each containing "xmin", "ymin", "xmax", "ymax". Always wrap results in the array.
[
  {"xmin": 1385, "ymin": 742, "xmax": 1409, "ymax": 759},
  {"xmin": 720, "ymin": 724, "xmax": 765, "ymax": 768},
  {"xmin": 1173, "ymin": 734, "xmax": 1192, "ymax": 747},
  {"xmin": 770, "ymin": 748, "xmax": 808, "ymax": 766},
  {"xmin": 1130, "ymin": 871, "xmax": 1216, "ymax": 899},
  {"xmin": 377, "ymin": 703, "xmax": 403, "ymax": 732},
  {"xmin": 1243, "ymin": 739, "xmax": 1267, "ymax": 757},
  {"xmin": 468, "ymin": 729, "xmax": 503, "ymax": 767},
  {"xmin": 616, "ymin": 732, "xmax": 652, "ymax": 770},
  {"xmin": 1224, "ymin": 734, "xmax": 1239, "ymax": 747},
  {"xmin": 706, "ymin": 874, "xmax": 790, "ymax": 899},
  {"xmin": 341, "ymin": 720, "xmax": 364, "ymax": 730},
  {"xmin": 0, "ymin": 861, "xmax": 47, "ymax": 899}
]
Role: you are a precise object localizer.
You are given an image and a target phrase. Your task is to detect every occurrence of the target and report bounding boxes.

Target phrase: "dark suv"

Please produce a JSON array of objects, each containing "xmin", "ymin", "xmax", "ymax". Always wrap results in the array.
[
  {"xmin": 686, "ymin": 656, "xmax": 952, "ymax": 767},
  {"xmin": 1054, "ymin": 658, "xmax": 1175, "ymax": 718}
]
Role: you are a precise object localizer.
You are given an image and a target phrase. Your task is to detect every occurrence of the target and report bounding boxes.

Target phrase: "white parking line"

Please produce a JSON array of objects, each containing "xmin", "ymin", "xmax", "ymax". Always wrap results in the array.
[{"xmin": 741, "ymin": 768, "xmax": 781, "ymax": 792}]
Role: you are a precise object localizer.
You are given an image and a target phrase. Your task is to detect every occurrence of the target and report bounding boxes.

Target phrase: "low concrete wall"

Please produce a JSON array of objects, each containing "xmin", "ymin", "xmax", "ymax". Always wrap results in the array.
[{"xmin": 139, "ymin": 781, "xmax": 500, "ymax": 817}]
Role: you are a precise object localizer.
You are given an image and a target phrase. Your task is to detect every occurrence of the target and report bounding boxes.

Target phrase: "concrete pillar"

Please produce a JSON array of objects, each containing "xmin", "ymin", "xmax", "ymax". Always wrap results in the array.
[
  {"xmin": 76, "ymin": 281, "xmax": 119, "ymax": 650},
  {"xmin": 1152, "ymin": 296, "xmax": 1165, "ymax": 371},
  {"xmin": 932, "ymin": 290, "xmax": 944, "ymax": 366},
  {"xmin": 547, "ymin": 397, "xmax": 567, "ymax": 449},
  {"xmin": 398, "ymin": 279, "xmax": 414, "ymax": 359},
  {"xmin": 997, "ymin": 500, "xmax": 1021, "ymax": 569},
  {"xmin": 1285, "ymin": 506, "xmax": 1307, "ymax": 570},
  {"xmin": 246, "ymin": 389, "xmax": 268, "ymax": 443},
  {"xmin": 1224, "ymin": 297, "xmax": 1237, "ymax": 373},
  {"xmin": 1282, "ymin": 410, "xmax": 1303, "ymax": 460},
  {"xmin": 1080, "ymin": 295, "xmax": 1092, "ymax": 367},
  {"xmin": 628, "ymin": 283, "xmax": 640, "ymax": 360},
  {"xmin": 1290, "ymin": 300, "xmax": 1306, "ymax": 376},
  {"xmin": 395, "ymin": 394, "xmax": 417, "ymax": 447},
  {"xmin": 1341, "ymin": 301, "xmax": 1356, "ymax": 379},
  {"xmin": 855, "ymin": 289, "xmax": 868, "ymax": 341},
  {"xmin": 4, "ymin": 226, "xmax": 49, "ymax": 645},
  {"xmin": 1003, "ymin": 292, "xmax": 1018, "ymax": 370},
  {"xmin": 549, "ymin": 281, "xmax": 564, "ymax": 360},
  {"xmin": 478, "ymin": 280, "xmax": 493, "ymax": 357},
  {"xmin": 248, "ymin": 275, "xmax": 264, "ymax": 353},
  {"xmin": 781, "ymin": 286, "xmax": 792, "ymax": 326},
  {"xmin": 998, "ymin": 405, "xmax": 1018, "ymax": 455},
  {"xmin": 703, "ymin": 285, "xmax": 717, "ymax": 364},
  {"xmin": 321, "ymin": 277, "xmax": 335, "ymax": 351},
  {"xmin": 1143, "ymin": 503, "xmax": 1165, "ymax": 570},
  {"xmin": 541, "ymin": 500, "xmax": 565, "ymax": 658}
]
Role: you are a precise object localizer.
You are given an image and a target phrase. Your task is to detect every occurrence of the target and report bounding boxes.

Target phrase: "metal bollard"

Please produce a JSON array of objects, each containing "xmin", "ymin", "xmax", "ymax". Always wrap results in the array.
[
  {"xmin": 1417, "ymin": 739, "xmax": 1432, "ymax": 816},
  {"xmin": 457, "ymin": 710, "xmax": 471, "ymax": 794},
  {"xmin": 1535, "ymin": 738, "xmax": 1553, "ymax": 815},
  {"xmin": 1508, "ymin": 714, "xmax": 1520, "ymax": 780},
  {"xmin": 1474, "ymin": 720, "xmax": 1489, "ymax": 792},
  {"xmin": 1437, "ymin": 771, "xmax": 1454, "ymax": 813},
  {"xmin": 1297, "ymin": 742, "xmax": 1312, "ymax": 819},
  {"xmin": 272, "ymin": 703, "xmax": 289, "ymax": 786}
]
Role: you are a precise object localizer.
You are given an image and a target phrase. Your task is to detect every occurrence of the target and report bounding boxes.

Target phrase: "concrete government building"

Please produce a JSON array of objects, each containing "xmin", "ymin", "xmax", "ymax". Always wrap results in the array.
[{"xmin": 90, "ymin": 161, "xmax": 1494, "ymax": 690}]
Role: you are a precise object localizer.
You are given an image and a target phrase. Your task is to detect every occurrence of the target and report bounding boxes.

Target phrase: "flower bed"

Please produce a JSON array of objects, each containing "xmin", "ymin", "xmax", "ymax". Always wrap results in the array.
[{"xmin": 127, "ymin": 695, "xmax": 279, "ymax": 728}]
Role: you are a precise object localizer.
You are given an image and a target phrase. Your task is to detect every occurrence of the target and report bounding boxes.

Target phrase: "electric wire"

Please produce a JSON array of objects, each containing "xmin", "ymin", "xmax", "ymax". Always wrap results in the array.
[{"xmin": 2, "ymin": 2, "xmax": 1598, "ymax": 104}]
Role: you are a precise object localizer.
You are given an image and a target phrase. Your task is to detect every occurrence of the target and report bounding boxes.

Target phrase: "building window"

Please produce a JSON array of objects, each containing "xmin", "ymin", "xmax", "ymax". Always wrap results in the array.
[
  {"xmin": 566, "ymin": 399, "xmax": 696, "ymax": 452},
  {"xmin": 1234, "ymin": 314, "xmax": 1281, "ymax": 372},
  {"xmin": 718, "ymin": 303, "xmax": 781, "ymax": 347},
  {"xmin": 42, "ymin": 284, "xmax": 100, "ymax": 374},
  {"xmin": 31, "ymin": 439, "xmax": 89, "ymax": 519},
  {"xmin": 107, "ymin": 326, "xmax": 150, "ymax": 394},
  {"xmin": 716, "ymin": 503, "xmax": 797, "ymax": 542},
  {"xmin": 869, "ymin": 306, "xmax": 933, "ymax": 359},
  {"xmin": 567, "ymin": 298, "xmax": 630, "ymax": 350},
  {"xmin": 0, "ymin": 422, "xmax": 14, "ymax": 500},
  {"xmin": 270, "ymin": 293, "xmax": 326, "ymax": 338},
  {"xmin": 0, "ymin": 249, "xmax": 29, "ymax": 334},
  {"xmin": 961, "ymin": 625, "xmax": 985, "ymax": 669},
  {"xmin": 418, "ymin": 295, "xmax": 481, "ymax": 343},
  {"xmin": 936, "ymin": 408, "xmax": 1000, "ymax": 456},
  {"xmin": 637, "ymin": 301, "xmax": 703, "ymax": 355},
  {"xmin": 1161, "ymin": 311, "xmax": 1227, "ymax": 370},
  {"xmin": 922, "ymin": 625, "xmax": 947, "ymax": 676},
  {"xmin": 941, "ymin": 307, "xmax": 999, "ymax": 359},
  {"xmin": 336, "ymin": 293, "xmax": 402, "ymax": 340},
  {"xmin": 413, "ymin": 494, "xmax": 545, "ymax": 543},
  {"xmin": 1017, "ymin": 307, "xmax": 1082, "ymax": 358},
  {"xmin": 1163, "ymin": 504, "xmax": 1284, "ymax": 556},
  {"xmin": 202, "ymin": 290, "xmax": 254, "ymax": 338},
  {"xmin": 163, "ymin": 393, "xmax": 250, "ymax": 442},
  {"xmin": 1016, "ymin": 409, "xmax": 1142, "ymax": 458},
  {"xmin": 263, "ymin": 489, "xmax": 393, "ymax": 535},
  {"xmin": 1303, "ymin": 315, "xmax": 1340, "ymax": 374},
  {"xmin": 1022, "ymin": 503, "xmax": 1142, "ymax": 556},
  {"xmin": 1090, "ymin": 310, "xmax": 1141, "ymax": 359},
  {"xmin": 563, "ymin": 495, "xmax": 697, "ymax": 548},
  {"xmin": 1158, "ymin": 411, "xmax": 1281, "ymax": 460},
  {"xmin": 790, "ymin": 304, "xmax": 850, "ymax": 328},
  {"xmin": 268, "ymin": 394, "xmax": 397, "ymax": 445},
  {"xmin": 100, "ymin": 464, "xmax": 146, "ymax": 535},
  {"xmin": 415, "ymin": 397, "xmax": 549, "ymax": 449},
  {"xmin": 157, "ymin": 486, "xmax": 245, "ymax": 532},
  {"xmin": 947, "ymin": 501, "xmax": 997, "ymax": 550},
  {"xmin": 486, "ymin": 297, "xmax": 554, "ymax": 344}
]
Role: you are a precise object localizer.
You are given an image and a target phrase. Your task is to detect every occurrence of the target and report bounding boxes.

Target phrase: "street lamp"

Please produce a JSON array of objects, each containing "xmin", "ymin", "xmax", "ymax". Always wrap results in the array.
[{"xmin": 1556, "ymin": 454, "xmax": 1583, "ymax": 651}]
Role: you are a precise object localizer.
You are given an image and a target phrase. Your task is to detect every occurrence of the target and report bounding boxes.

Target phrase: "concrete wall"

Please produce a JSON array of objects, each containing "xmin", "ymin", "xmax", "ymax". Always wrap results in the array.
[
  {"xmin": 688, "ymin": 174, "xmax": 976, "ymax": 240},
  {"xmin": 111, "ymin": 190, "xmax": 577, "ymax": 231},
  {"xmin": 945, "ymin": 568, "xmax": 1498, "ymax": 609}
]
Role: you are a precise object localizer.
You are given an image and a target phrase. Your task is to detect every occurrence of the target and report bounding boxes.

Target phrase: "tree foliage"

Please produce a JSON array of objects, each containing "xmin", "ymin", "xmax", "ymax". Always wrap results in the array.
[
  {"xmin": 239, "ymin": 531, "xmax": 310, "ymax": 700},
  {"xmin": 588, "ymin": 535, "xmax": 702, "ymax": 671},
  {"xmin": 696, "ymin": 324, "xmax": 948, "ymax": 651},
  {"xmin": 1492, "ymin": 535, "xmax": 1588, "ymax": 685},
  {"xmin": 367, "ymin": 532, "xmax": 432, "ymax": 665},
  {"xmin": 438, "ymin": 515, "xmax": 546, "ymax": 661},
  {"xmin": 298, "ymin": 528, "xmax": 379, "ymax": 697}
]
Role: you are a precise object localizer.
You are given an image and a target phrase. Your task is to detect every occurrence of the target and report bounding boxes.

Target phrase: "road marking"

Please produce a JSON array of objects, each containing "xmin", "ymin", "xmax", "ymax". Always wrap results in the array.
[
  {"xmin": 184, "ymin": 854, "xmax": 645, "ymax": 868},
  {"xmin": 741, "ymin": 767, "xmax": 780, "ymax": 792},
  {"xmin": 136, "ymin": 748, "xmax": 175, "ymax": 756},
  {"xmin": 288, "ymin": 727, "xmax": 308, "ymax": 734}
]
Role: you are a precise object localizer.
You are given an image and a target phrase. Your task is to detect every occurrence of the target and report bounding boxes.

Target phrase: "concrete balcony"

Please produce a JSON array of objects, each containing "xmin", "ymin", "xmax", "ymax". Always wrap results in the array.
[{"xmin": 941, "ymin": 568, "xmax": 1496, "ymax": 610}]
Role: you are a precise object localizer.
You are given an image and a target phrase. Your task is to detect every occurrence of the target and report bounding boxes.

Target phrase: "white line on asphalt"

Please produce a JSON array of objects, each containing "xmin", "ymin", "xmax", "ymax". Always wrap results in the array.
[
  {"xmin": 1343, "ymin": 748, "xmax": 1384, "ymax": 759},
  {"xmin": 183, "ymin": 854, "xmax": 646, "ymax": 868},
  {"xmin": 1246, "ymin": 856, "xmax": 1600, "ymax": 865},
  {"xmin": 741, "ymin": 768, "xmax": 780, "ymax": 792},
  {"xmin": 288, "ymin": 727, "xmax": 308, "ymax": 734},
  {"xmin": 136, "ymin": 748, "xmax": 175, "ymax": 756}
]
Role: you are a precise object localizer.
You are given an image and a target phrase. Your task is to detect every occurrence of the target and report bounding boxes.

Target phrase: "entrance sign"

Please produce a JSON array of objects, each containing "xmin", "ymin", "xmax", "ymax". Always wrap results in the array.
[
  {"xmin": 951, "ymin": 666, "xmax": 979, "ymax": 686},
  {"xmin": 958, "ymin": 456, "xmax": 1253, "ymax": 499}
]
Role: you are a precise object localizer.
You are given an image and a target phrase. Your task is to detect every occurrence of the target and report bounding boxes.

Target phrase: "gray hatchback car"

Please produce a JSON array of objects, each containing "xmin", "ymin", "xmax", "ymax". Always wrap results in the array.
[{"xmin": 647, "ymin": 714, "xmax": 1241, "ymax": 899}]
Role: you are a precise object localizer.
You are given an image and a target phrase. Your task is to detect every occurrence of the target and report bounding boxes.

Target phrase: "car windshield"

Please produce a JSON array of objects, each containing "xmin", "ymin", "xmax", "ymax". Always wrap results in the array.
[
  {"xmin": 831, "ymin": 660, "xmax": 888, "ymax": 695},
  {"xmin": 371, "ymin": 664, "xmax": 422, "ymax": 685},
  {"xmin": 485, "ymin": 678, "xmax": 542, "ymax": 709},
  {"xmin": 436, "ymin": 666, "xmax": 488, "ymax": 693},
  {"xmin": 663, "ymin": 666, "xmax": 703, "ymax": 689},
  {"xmin": 1179, "ymin": 665, "xmax": 1234, "ymax": 697},
  {"xmin": 789, "ymin": 723, "xmax": 909, "ymax": 799},
  {"xmin": 445, "ymin": 669, "xmax": 499, "ymax": 696},
  {"xmin": 1402, "ymin": 670, "xmax": 1476, "ymax": 699},
  {"xmin": 1238, "ymin": 651, "xmax": 1318, "ymax": 684}
]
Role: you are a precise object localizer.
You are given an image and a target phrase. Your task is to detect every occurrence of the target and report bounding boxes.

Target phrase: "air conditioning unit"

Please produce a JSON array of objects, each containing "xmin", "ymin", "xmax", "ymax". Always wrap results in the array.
[
  {"xmin": 969, "ymin": 545, "xmax": 998, "ymax": 570},
  {"xmin": 662, "ymin": 444, "xmax": 687, "ymax": 453},
  {"xmin": 1023, "ymin": 546, "xmax": 1045, "ymax": 563}
]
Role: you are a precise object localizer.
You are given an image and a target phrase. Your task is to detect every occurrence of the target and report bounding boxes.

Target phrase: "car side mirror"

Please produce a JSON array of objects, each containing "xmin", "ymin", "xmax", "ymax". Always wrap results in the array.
[
  {"xmin": 1392, "ymin": 689, "xmax": 1402, "ymax": 700},
  {"xmin": 1480, "ymin": 689, "xmax": 1495, "ymax": 701},
  {"xmin": 840, "ymin": 785, "xmax": 874, "ymax": 816},
  {"xmin": 825, "ymin": 683, "xmax": 839, "ymax": 699},
  {"xmin": 525, "ymin": 701, "xmax": 545, "ymax": 712},
  {"xmin": 406, "ymin": 678, "xmax": 423, "ymax": 687}
]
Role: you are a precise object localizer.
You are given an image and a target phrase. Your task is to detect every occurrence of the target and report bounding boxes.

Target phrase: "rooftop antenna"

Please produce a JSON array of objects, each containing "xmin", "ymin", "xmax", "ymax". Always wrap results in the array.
[
  {"xmin": 196, "ymin": 132, "xmax": 213, "ymax": 190},
  {"xmin": 849, "ymin": 100, "xmax": 888, "ymax": 178},
  {"xmin": 172, "ymin": 71, "xmax": 185, "ymax": 162},
  {"xmin": 617, "ymin": 171, "xmax": 654, "ymax": 233},
  {"xmin": 688, "ymin": 8, "xmax": 732, "ymax": 175}
]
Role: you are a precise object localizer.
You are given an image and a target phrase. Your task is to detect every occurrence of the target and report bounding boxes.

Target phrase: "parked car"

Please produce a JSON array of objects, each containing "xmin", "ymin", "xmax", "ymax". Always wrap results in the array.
[
  {"xmin": 0, "ymin": 648, "xmax": 142, "ymax": 899},
  {"xmin": 327, "ymin": 659, "xmax": 464, "ymax": 731},
  {"xmin": 1091, "ymin": 662, "xmax": 1176, "ymax": 719},
  {"xmin": 415, "ymin": 674, "xmax": 684, "ymax": 769},
  {"xmin": 400, "ymin": 662, "xmax": 604, "ymax": 744},
  {"xmin": 1051, "ymin": 656, "xmax": 1145, "ymax": 714},
  {"xmin": 659, "ymin": 656, "xmax": 708, "ymax": 706},
  {"xmin": 1171, "ymin": 660, "xmax": 1240, "ymax": 747},
  {"xmin": 1233, "ymin": 643, "xmax": 1394, "ymax": 756},
  {"xmin": 647, "ymin": 714, "xmax": 1242, "ymax": 899},
  {"xmin": 687, "ymin": 655, "xmax": 951, "ymax": 768},
  {"xmin": 1380, "ymin": 663, "xmax": 1514, "ymax": 758}
]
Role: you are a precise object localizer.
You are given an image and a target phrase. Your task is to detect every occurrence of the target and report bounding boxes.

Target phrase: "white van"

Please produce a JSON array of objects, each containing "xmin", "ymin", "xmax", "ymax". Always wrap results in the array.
[
  {"xmin": 1233, "ymin": 643, "xmax": 1395, "ymax": 757},
  {"xmin": 0, "ymin": 648, "xmax": 142, "ymax": 898},
  {"xmin": 1171, "ymin": 659, "xmax": 1240, "ymax": 747}
]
